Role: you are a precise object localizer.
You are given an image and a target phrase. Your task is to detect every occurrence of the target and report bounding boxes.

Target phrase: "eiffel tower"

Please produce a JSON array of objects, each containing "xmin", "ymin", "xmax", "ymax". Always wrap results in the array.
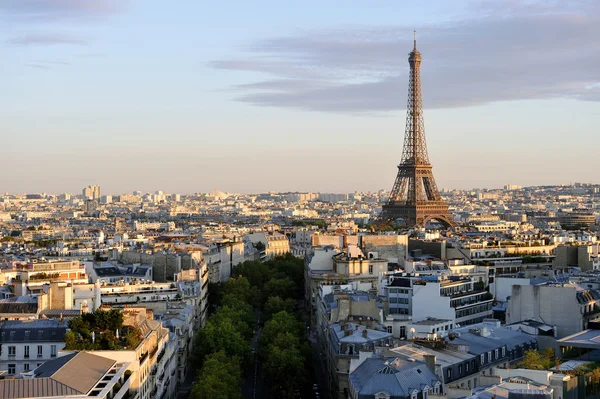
[{"xmin": 379, "ymin": 33, "xmax": 454, "ymax": 228}]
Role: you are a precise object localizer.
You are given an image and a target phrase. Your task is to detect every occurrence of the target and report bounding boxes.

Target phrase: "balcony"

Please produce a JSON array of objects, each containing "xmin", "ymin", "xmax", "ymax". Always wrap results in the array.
[
  {"xmin": 157, "ymin": 347, "xmax": 166, "ymax": 363},
  {"xmin": 450, "ymin": 291, "xmax": 494, "ymax": 308},
  {"xmin": 150, "ymin": 346, "xmax": 159, "ymax": 358},
  {"xmin": 112, "ymin": 375, "xmax": 132, "ymax": 399},
  {"xmin": 138, "ymin": 351, "xmax": 149, "ymax": 365}
]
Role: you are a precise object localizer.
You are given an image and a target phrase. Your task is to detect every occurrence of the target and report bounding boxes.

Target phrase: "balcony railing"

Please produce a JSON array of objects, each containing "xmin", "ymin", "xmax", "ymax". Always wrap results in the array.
[
  {"xmin": 139, "ymin": 351, "xmax": 149, "ymax": 365},
  {"xmin": 157, "ymin": 347, "xmax": 166, "ymax": 363}
]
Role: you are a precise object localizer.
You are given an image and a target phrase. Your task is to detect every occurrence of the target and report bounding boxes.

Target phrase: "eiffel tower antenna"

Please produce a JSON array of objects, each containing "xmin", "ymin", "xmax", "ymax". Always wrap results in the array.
[
  {"xmin": 414, "ymin": 30, "xmax": 416, "ymax": 50},
  {"xmin": 378, "ymin": 34, "xmax": 454, "ymax": 228}
]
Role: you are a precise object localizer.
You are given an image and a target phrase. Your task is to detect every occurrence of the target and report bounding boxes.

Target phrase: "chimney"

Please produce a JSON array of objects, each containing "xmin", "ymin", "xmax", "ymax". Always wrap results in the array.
[
  {"xmin": 362, "ymin": 329, "xmax": 368, "ymax": 339},
  {"xmin": 423, "ymin": 354, "xmax": 436, "ymax": 373}
]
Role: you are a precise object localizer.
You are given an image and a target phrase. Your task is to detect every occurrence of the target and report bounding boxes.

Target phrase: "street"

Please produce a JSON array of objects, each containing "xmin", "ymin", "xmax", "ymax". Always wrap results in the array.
[
  {"xmin": 308, "ymin": 329, "xmax": 331, "ymax": 399},
  {"xmin": 242, "ymin": 310, "xmax": 271, "ymax": 399}
]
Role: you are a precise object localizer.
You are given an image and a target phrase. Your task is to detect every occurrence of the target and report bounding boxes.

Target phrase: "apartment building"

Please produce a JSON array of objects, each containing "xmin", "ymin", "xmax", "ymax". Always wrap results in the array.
[
  {"xmin": 383, "ymin": 274, "xmax": 493, "ymax": 327},
  {"xmin": 306, "ymin": 245, "xmax": 388, "ymax": 317},
  {"xmin": 0, "ymin": 351, "xmax": 133, "ymax": 399},
  {"xmin": 0, "ymin": 319, "xmax": 67, "ymax": 376},
  {"xmin": 326, "ymin": 322, "xmax": 393, "ymax": 399},
  {"xmin": 507, "ymin": 283, "xmax": 600, "ymax": 338}
]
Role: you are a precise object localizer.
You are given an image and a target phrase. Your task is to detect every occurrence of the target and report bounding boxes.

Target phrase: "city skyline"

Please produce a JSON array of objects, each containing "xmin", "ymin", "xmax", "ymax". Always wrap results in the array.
[{"xmin": 2, "ymin": 0, "xmax": 599, "ymax": 194}]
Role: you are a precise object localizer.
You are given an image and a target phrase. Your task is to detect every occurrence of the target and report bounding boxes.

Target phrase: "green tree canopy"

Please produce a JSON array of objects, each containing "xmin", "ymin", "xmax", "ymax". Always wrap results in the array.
[
  {"xmin": 194, "ymin": 317, "xmax": 251, "ymax": 367},
  {"xmin": 232, "ymin": 260, "xmax": 272, "ymax": 288},
  {"xmin": 263, "ymin": 277, "xmax": 297, "ymax": 302},
  {"xmin": 222, "ymin": 276, "xmax": 254, "ymax": 303},
  {"xmin": 191, "ymin": 351, "xmax": 243, "ymax": 399},
  {"xmin": 264, "ymin": 296, "xmax": 296, "ymax": 321},
  {"xmin": 263, "ymin": 345, "xmax": 304, "ymax": 396},
  {"xmin": 259, "ymin": 311, "xmax": 303, "ymax": 351},
  {"xmin": 518, "ymin": 349, "xmax": 554, "ymax": 370}
]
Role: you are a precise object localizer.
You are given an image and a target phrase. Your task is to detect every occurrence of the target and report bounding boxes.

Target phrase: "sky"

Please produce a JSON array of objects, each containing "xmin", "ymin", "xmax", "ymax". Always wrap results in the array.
[{"xmin": 1, "ymin": 0, "xmax": 599, "ymax": 195}]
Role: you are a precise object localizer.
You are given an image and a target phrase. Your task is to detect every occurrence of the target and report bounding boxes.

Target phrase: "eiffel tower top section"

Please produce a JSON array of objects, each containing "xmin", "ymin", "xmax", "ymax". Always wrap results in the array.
[{"xmin": 402, "ymin": 31, "xmax": 430, "ymax": 166}]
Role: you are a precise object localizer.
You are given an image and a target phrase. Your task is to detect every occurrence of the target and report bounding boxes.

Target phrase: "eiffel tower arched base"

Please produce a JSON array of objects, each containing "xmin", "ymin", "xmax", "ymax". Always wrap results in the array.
[{"xmin": 378, "ymin": 202, "xmax": 454, "ymax": 229}]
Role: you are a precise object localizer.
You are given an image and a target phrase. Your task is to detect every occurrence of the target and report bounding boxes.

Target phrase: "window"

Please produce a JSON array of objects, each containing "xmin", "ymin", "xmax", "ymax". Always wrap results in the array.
[
  {"xmin": 459, "ymin": 364, "xmax": 463, "ymax": 374},
  {"xmin": 387, "ymin": 326, "xmax": 393, "ymax": 334},
  {"xmin": 447, "ymin": 368, "xmax": 452, "ymax": 379},
  {"xmin": 423, "ymin": 388, "xmax": 429, "ymax": 399},
  {"xmin": 23, "ymin": 363, "xmax": 30, "ymax": 372},
  {"xmin": 51, "ymin": 345, "xmax": 57, "ymax": 357},
  {"xmin": 369, "ymin": 265, "xmax": 373, "ymax": 275},
  {"xmin": 495, "ymin": 349, "xmax": 499, "ymax": 359},
  {"xmin": 8, "ymin": 346, "xmax": 16, "ymax": 357},
  {"xmin": 8, "ymin": 364, "xmax": 15, "ymax": 375},
  {"xmin": 488, "ymin": 351, "xmax": 492, "ymax": 361},
  {"xmin": 24, "ymin": 346, "xmax": 29, "ymax": 358},
  {"xmin": 37, "ymin": 345, "xmax": 43, "ymax": 357},
  {"xmin": 466, "ymin": 362, "xmax": 469, "ymax": 372},
  {"xmin": 400, "ymin": 326, "xmax": 406, "ymax": 338},
  {"xmin": 502, "ymin": 347, "xmax": 506, "ymax": 357},
  {"xmin": 481, "ymin": 354, "xmax": 485, "ymax": 364}
]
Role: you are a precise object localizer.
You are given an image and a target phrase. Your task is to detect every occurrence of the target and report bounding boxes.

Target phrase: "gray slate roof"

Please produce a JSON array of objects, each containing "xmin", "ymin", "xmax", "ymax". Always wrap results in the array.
[
  {"xmin": 350, "ymin": 357, "xmax": 440, "ymax": 399},
  {"xmin": 0, "ymin": 297, "xmax": 38, "ymax": 314},
  {"xmin": 449, "ymin": 321, "xmax": 536, "ymax": 354},
  {"xmin": 0, "ymin": 319, "xmax": 68, "ymax": 343}
]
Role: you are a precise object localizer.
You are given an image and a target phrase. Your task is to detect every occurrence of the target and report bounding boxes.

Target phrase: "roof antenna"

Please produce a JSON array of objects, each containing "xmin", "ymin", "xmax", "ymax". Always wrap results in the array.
[{"xmin": 414, "ymin": 30, "xmax": 417, "ymax": 50}]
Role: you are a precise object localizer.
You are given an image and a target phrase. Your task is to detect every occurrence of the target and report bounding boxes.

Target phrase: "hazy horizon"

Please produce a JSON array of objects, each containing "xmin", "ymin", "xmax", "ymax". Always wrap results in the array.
[
  {"xmin": 3, "ymin": 180, "xmax": 597, "ymax": 197},
  {"xmin": 2, "ymin": 0, "xmax": 599, "ymax": 194}
]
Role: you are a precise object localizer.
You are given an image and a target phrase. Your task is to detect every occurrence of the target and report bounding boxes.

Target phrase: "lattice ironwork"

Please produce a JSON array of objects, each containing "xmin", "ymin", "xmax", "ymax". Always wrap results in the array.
[{"xmin": 378, "ymin": 34, "xmax": 454, "ymax": 228}]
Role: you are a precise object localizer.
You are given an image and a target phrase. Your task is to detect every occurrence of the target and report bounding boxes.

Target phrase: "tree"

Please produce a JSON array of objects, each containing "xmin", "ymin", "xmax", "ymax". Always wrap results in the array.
[
  {"xmin": 232, "ymin": 261, "xmax": 271, "ymax": 288},
  {"xmin": 518, "ymin": 349, "xmax": 554, "ymax": 370},
  {"xmin": 191, "ymin": 351, "xmax": 243, "ymax": 399},
  {"xmin": 264, "ymin": 296, "xmax": 296, "ymax": 321},
  {"xmin": 259, "ymin": 311, "xmax": 303, "ymax": 351},
  {"xmin": 210, "ymin": 303, "xmax": 255, "ymax": 340},
  {"xmin": 193, "ymin": 317, "xmax": 251, "ymax": 368},
  {"xmin": 263, "ymin": 278, "xmax": 297, "ymax": 302},
  {"xmin": 589, "ymin": 367, "xmax": 600, "ymax": 395},
  {"xmin": 223, "ymin": 276, "xmax": 253, "ymax": 303},
  {"xmin": 263, "ymin": 345, "xmax": 304, "ymax": 397}
]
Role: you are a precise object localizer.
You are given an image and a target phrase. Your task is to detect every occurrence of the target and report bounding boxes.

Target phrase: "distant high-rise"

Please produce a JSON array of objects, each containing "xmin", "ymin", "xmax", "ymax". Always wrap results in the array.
[
  {"xmin": 82, "ymin": 185, "xmax": 100, "ymax": 200},
  {"xmin": 378, "ymin": 34, "xmax": 454, "ymax": 228}
]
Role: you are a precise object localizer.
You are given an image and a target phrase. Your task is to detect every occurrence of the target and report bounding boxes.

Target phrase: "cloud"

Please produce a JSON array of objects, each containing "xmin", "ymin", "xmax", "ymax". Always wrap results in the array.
[
  {"xmin": 8, "ymin": 34, "xmax": 87, "ymax": 46},
  {"xmin": 0, "ymin": 0, "xmax": 126, "ymax": 21},
  {"xmin": 25, "ymin": 63, "xmax": 51, "ymax": 70},
  {"xmin": 212, "ymin": 2, "xmax": 600, "ymax": 113}
]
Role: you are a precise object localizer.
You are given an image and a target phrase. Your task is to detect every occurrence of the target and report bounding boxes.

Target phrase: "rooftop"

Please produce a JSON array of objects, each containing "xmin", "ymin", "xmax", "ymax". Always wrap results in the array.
[
  {"xmin": 557, "ymin": 329, "xmax": 600, "ymax": 347},
  {"xmin": 350, "ymin": 356, "xmax": 440, "ymax": 398},
  {"xmin": 0, "ymin": 351, "xmax": 117, "ymax": 399}
]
